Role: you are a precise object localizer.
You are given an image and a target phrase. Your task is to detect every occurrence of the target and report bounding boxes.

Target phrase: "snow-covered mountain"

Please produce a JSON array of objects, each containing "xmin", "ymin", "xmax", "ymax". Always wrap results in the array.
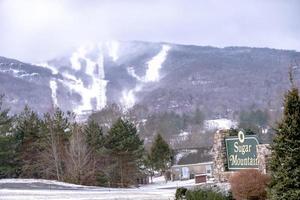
[
  {"xmin": 38, "ymin": 41, "xmax": 171, "ymax": 116},
  {"xmin": 1, "ymin": 41, "xmax": 300, "ymax": 119}
]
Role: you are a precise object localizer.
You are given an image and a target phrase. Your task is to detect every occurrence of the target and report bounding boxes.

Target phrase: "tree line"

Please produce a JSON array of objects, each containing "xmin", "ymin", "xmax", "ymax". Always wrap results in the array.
[{"xmin": 0, "ymin": 95, "xmax": 172, "ymax": 187}]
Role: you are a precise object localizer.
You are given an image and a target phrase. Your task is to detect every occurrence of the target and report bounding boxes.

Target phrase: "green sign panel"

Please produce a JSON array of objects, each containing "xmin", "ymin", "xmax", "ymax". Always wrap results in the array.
[{"xmin": 225, "ymin": 131, "xmax": 259, "ymax": 170}]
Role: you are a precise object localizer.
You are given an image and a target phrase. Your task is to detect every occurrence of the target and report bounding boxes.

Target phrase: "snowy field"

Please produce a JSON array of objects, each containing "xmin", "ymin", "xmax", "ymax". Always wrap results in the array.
[{"xmin": 0, "ymin": 177, "xmax": 197, "ymax": 200}]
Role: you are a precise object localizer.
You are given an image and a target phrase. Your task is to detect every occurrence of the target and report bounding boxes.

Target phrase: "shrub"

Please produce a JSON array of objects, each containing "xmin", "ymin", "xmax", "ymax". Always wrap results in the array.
[
  {"xmin": 229, "ymin": 169, "xmax": 270, "ymax": 200},
  {"xmin": 183, "ymin": 188, "xmax": 230, "ymax": 200},
  {"xmin": 175, "ymin": 187, "xmax": 187, "ymax": 200},
  {"xmin": 95, "ymin": 172, "xmax": 109, "ymax": 186}
]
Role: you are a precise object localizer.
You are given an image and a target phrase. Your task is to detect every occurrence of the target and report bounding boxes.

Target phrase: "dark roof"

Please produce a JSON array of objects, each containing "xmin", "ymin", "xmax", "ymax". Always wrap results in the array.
[{"xmin": 173, "ymin": 147, "xmax": 213, "ymax": 165}]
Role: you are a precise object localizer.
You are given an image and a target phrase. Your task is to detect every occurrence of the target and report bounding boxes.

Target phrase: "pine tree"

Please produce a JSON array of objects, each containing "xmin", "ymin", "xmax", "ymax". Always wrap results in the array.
[
  {"xmin": 84, "ymin": 120, "xmax": 107, "ymax": 185},
  {"xmin": 269, "ymin": 87, "xmax": 300, "ymax": 199},
  {"xmin": 0, "ymin": 94, "xmax": 17, "ymax": 178},
  {"xmin": 0, "ymin": 94, "xmax": 13, "ymax": 135},
  {"xmin": 15, "ymin": 106, "xmax": 42, "ymax": 178},
  {"xmin": 0, "ymin": 135, "xmax": 18, "ymax": 178},
  {"xmin": 104, "ymin": 118, "xmax": 144, "ymax": 187},
  {"xmin": 84, "ymin": 120, "xmax": 104, "ymax": 152},
  {"xmin": 149, "ymin": 133, "xmax": 171, "ymax": 174},
  {"xmin": 40, "ymin": 108, "xmax": 72, "ymax": 181}
]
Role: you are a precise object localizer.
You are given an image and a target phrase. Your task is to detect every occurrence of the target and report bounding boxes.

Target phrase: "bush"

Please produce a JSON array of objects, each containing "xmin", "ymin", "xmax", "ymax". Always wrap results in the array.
[
  {"xmin": 229, "ymin": 169, "xmax": 270, "ymax": 200},
  {"xmin": 175, "ymin": 187, "xmax": 188, "ymax": 200},
  {"xmin": 180, "ymin": 188, "xmax": 231, "ymax": 200},
  {"xmin": 95, "ymin": 172, "xmax": 109, "ymax": 186}
]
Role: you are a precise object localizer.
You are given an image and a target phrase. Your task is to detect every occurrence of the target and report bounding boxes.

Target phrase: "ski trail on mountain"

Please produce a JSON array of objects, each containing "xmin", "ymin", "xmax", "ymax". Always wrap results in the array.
[
  {"xmin": 38, "ymin": 63, "xmax": 59, "ymax": 108},
  {"xmin": 121, "ymin": 85, "xmax": 142, "ymax": 109},
  {"xmin": 144, "ymin": 45, "xmax": 171, "ymax": 82},
  {"xmin": 121, "ymin": 44, "xmax": 171, "ymax": 109},
  {"xmin": 49, "ymin": 79, "xmax": 58, "ymax": 107},
  {"xmin": 127, "ymin": 67, "xmax": 142, "ymax": 82},
  {"xmin": 67, "ymin": 44, "xmax": 107, "ymax": 115},
  {"xmin": 39, "ymin": 62, "xmax": 59, "ymax": 75}
]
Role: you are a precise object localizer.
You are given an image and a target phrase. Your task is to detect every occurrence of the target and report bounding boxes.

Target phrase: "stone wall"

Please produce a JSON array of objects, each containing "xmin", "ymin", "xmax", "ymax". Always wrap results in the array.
[
  {"xmin": 212, "ymin": 130, "xmax": 234, "ymax": 182},
  {"xmin": 256, "ymin": 144, "xmax": 271, "ymax": 174}
]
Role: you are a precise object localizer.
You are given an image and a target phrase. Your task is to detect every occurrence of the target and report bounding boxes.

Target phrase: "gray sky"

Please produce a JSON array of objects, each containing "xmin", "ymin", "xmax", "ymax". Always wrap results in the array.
[{"xmin": 0, "ymin": 0, "xmax": 299, "ymax": 62}]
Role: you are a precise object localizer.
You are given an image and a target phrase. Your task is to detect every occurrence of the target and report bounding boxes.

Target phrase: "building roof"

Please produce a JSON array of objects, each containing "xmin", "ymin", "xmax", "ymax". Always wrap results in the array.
[
  {"xmin": 172, "ymin": 161, "xmax": 213, "ymax": 168},
  {"xmin": 173, "ymin": 147, "xmax": 213, "ymax": 166}
]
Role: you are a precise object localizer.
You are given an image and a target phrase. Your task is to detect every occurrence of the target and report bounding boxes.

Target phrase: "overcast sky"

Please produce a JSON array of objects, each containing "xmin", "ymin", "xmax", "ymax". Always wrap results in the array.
[{"xmin": 0, "ymin": 0, "xmax": 299, "ymax": 62}]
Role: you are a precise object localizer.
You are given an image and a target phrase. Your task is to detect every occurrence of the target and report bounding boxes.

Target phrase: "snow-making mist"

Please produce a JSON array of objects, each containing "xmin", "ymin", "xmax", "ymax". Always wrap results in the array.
[
  {"xmin": 40, "ymin": 41, "xmax": 173, "ymax": 117},
  {"xmin": 121, "ymin": 44, "xmax": 171, "ymax": 109},
  {"xmin": 37, "ymin": 43, "xmax": 114, "ymax": 116},
  {"xmin": 67, "ymin": 44, "xmax": 107, "ymax": 114},
  {"xmin": 144, "ymin": 45, "xmax": 171, "ymax": 82},
  {"xmin": 0, "ymin": 41, "xmax": 300, "ymax": 120},
  {"xmin": 49, "ymin": 79, "xmax": 58, "ymax": 107}
]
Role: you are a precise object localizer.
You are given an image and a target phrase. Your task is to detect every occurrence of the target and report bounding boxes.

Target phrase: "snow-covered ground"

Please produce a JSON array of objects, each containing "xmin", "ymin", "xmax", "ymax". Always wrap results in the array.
[
  {"xmin": 145, "ymin": 176, "xmax": 197, "ymax": 189},
  {"xmin": 0, "ymin": 188, "xmax": 174, "ymax": 200},
  {"xmin": 204, "ymin": 119, "xmax": 237, "ymax": 130},
  {"xmin": 0, "ymin": 176, "xmax": 198, "ymax": 200}
]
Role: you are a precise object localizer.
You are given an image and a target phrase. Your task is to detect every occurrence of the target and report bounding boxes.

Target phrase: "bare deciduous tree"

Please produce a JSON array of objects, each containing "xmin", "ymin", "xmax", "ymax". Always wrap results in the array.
[
  {"xmin": 65, "ymin": 124, "xmax": 94, "ymax": 184},
  {"xmin": 40, "ymin": 109, "xmax": 71, "ymax": 181}
]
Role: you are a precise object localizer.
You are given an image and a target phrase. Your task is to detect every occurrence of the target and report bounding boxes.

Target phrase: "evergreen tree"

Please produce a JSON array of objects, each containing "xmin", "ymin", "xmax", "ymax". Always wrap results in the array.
[
  {"xmin": 149, "ymin": 133, "xmax": 172, "ymax": 174},
  {"xmin": 0, "ymin": 94, "xmax": 13, "ymax": 135},
  {"xmin": 84, "ymin": 120, "xmax": 107, "ymax": 186},
  {"xmin": 104, "ymin": 118, "xmax": 144, "ymax": 187},
  {"xmin": 88, "ymin": 104, "xmax": 122, "ymax": 132},
  {"xmin": 15, "ymin": 106, "xmax": 42, "ymax": 178},
  {"xmin": 84, "ymin": 120, "xmax": 104, "ymax": 152},
  {"xmin": 269, "ymin": 87, "xmax": 300, "ymax": 199},
  {"xmin": 40, "ymin": 108, "xmax": 72, "ymax": 181},
  {"xmin": 0, "ymin": 135, "xmax": 18, "ymax": 178},
  {"xmin": 0, "ymin": 94, "xmax": 17, "ymax": 178}
]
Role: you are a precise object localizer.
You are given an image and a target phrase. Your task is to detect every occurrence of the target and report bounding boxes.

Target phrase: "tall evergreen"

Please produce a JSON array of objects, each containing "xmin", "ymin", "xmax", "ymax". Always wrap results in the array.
[
  {"xmin": 15, "ymin": 106, "xmax": 42, "ymax": 178},
  {"xmin": 149, "ymin": 133, "xmax": 172, "ymax": 173},
  {"xmin": 84, "ymin": 120, "xmax": 107, "ymax": 185},
  {"xmin": 40, "ymin": 108, "xmax": 72, "ymax": 181},
  {"xmin": 0, "ymin": 135, "xmax": 18, "ymax": 178},
  {"xmin": 0, "ymin": 94, "xmax": 17, "ymax": 178},
  {"xmin": 84, "ymin": 120, "xmax": 104, "ymax": 152},
  {"xmin": 269, "ymin": 87, "xmax": 300, "ymax": 199},
  {"xmin": 104, "ymin": 118, "xmax": 144, "ymax": 187},
  {"xmin": 0, "ymin": 94, "xmax": 13, "ymax": 135}
]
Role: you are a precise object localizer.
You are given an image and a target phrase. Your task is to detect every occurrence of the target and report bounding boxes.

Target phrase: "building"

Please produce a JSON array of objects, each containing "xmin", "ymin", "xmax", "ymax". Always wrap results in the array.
[
  {"xmin": 171, "ymin": 147, "xmax": 213, "ymax": 181},
  {"xmin": 171, "ymin": 161, "xmax": 213, "ymax": 181}
]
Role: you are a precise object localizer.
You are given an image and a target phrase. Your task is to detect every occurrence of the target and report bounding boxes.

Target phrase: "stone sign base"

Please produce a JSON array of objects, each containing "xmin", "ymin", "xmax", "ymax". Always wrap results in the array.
[
  {"xmin": 212, "ymin": 129, "xmax": 271, "ymax": 182},
  {"xmin": 212, "ymin": 130, "xmax": 230, "ymax": 182},
  {"xmin": 257, "ymin": 144, "xmax": 271, "ymax": 174}
]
